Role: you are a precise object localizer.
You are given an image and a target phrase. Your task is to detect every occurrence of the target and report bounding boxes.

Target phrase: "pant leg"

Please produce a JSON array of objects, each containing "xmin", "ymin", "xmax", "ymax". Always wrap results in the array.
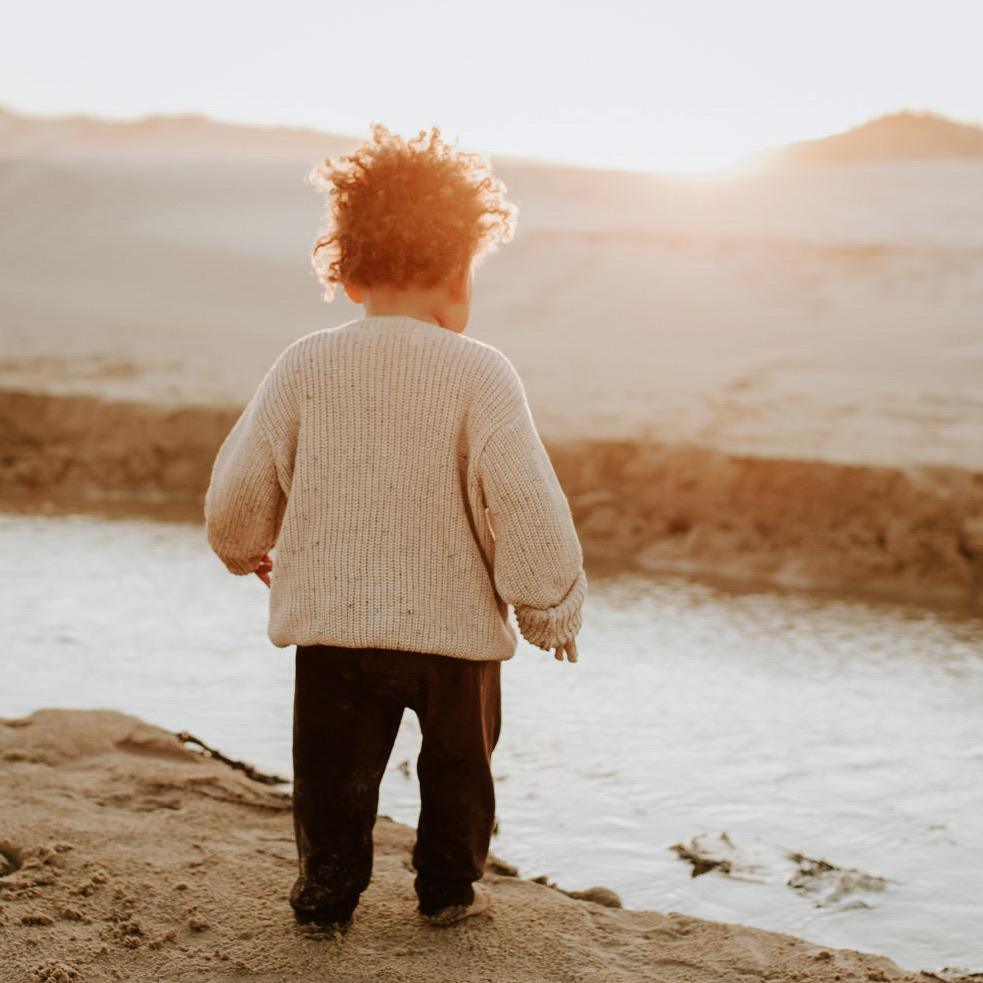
[
  {"xmin": 291, "ymin": 644, "xmax": 404, "ymax": 922},
  {"xmin": 410, "ymin": 654, "xmax": 502, "ymax": 915}
]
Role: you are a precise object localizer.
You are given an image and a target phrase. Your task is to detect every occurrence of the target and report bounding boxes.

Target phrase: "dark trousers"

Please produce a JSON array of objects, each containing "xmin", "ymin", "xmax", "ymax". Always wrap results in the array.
[{"xmin": 290, "ymin": 644, "xmax": 502, "ymax": 921}]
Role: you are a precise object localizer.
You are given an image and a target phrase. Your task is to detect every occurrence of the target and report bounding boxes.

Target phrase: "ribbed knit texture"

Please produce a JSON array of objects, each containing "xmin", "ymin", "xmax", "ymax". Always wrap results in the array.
[{"xmin": 204, "ymin": 315, "xmax": 587, "ymax": 662}]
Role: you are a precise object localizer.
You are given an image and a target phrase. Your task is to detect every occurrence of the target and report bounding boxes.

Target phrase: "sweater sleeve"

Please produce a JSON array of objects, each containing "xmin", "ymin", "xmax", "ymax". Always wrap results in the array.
[
  {"xmin": 477, "ymin": 394, "xmax": 588, "ymax": 651},
  {"xmin": 204, "ymin": 370, "xmax": 288, "ymax": 576}
]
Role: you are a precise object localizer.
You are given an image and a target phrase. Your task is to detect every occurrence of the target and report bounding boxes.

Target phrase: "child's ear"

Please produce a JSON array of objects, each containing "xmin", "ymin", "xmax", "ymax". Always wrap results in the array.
[{"xmin": 344, "ymin": 282, "xmax": 363, "ymax": 304}]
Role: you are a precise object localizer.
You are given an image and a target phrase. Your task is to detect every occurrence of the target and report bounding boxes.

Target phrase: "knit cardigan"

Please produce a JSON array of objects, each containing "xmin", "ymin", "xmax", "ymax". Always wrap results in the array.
[{"xmin": 203, "ymin": 315, "xmax": 587, "ymax": 662}]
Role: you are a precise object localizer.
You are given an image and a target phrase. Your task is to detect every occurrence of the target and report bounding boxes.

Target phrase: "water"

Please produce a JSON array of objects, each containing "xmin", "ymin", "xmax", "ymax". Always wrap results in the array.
[{"xmin": 4, "ymin": 512, "xmax": 981, "ymax": 972}]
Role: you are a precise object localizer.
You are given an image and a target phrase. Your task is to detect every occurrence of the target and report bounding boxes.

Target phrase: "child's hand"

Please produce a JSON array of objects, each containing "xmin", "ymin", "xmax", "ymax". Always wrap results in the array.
[
  {"xmin": 253, "ymin": 552, "xmax": 274, "ymax": 587},
  {"xmin": 553, "ymin": 638, "xmax": 578, "ymax": 663}
]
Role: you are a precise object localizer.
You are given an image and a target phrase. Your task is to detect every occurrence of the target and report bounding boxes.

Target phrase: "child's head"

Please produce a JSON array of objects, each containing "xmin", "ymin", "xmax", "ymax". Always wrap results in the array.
[{"xmin": 309, "ymin": 125, "xmax": 516, "ymax": 332}]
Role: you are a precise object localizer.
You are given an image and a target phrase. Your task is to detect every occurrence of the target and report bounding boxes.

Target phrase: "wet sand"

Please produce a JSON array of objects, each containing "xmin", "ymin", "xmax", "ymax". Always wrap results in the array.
[{"xmin": 1, "ymin": 708, "xmax": 971, "ymax": 983}]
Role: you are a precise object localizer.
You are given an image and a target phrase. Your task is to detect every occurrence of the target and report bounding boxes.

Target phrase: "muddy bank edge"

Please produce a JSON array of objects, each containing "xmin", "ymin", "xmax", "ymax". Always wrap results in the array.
[{"xmin": 3, "ymin": 388, "xmax": 982, "ymax": 612}]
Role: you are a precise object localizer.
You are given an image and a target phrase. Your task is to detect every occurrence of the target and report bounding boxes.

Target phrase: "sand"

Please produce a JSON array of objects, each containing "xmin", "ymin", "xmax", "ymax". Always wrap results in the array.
[
  {"xmin": 3, "ymin": 110, "xmax": 982, "ymax": 980},
  {"xmin": 2, "ymin": 109, "xmax": 983, "ymax": 468},
  {"xmin": 2, "ymin": 708, "xmax": 973, "ymax": 983}
]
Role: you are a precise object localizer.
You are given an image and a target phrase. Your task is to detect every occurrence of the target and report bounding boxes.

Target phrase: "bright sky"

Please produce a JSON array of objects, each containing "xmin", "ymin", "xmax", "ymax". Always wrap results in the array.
[{"xmin": 4, "ymin": 0, "xmax": 982, "ymax": 172}]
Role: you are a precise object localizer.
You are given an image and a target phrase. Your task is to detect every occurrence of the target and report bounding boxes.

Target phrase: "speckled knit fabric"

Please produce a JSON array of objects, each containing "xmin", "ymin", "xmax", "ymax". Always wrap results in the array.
[{"xmin": 204, "ymin": 314, "xmax": 587, "ymax": 662}]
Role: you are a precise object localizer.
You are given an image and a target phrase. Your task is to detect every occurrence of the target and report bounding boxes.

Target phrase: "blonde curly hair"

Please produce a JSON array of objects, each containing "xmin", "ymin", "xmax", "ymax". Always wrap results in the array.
[{"xmin": 308, "ymin": 124, "xmax": 517, "ymax": 300}]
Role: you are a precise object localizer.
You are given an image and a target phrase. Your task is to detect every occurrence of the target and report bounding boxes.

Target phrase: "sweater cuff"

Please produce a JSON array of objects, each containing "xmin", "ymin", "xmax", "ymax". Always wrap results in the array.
[
  {"xmin": 514, "ymin": 569, "xmax": 588, "ymax": 651},
  {"xmin": 207, "ymin": 534, "xmax": 264, "ymax": 577}
]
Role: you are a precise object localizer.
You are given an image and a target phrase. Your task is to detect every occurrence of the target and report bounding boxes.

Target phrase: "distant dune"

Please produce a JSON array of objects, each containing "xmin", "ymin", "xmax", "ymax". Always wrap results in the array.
[
  {"xmin": 0, "ymin": 104, "xmax": 355, "ymax": 160},
  {"xmin": 5, "ymin": 104, "xmax": 983, "ymax": 167},
  {"xmin": 762, "ymin": 110, "xmax": 983, "ymax": 164}
]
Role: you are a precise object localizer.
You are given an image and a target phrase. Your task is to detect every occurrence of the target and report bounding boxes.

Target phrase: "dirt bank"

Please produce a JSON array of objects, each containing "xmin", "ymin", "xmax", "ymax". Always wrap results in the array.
[
  {"xmin": 2, "ymin": 388, "xmax": 982, "ymax": 612},
  {"xmin": 1, "ymin": 708, "xmax": 972, "ymax": 982}
]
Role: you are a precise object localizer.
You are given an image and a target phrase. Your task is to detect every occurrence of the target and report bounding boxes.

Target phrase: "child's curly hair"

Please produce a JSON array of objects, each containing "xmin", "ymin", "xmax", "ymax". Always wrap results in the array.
[{"xmin": 308, "ymin": 124, "xmax": 517, "ymax": 300}]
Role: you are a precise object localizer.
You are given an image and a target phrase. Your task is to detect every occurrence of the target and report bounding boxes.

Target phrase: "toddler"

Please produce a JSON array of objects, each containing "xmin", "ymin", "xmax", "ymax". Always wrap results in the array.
[{"xmin": 204, "ymin": 125, "xmax": 587, "ymax": 932}]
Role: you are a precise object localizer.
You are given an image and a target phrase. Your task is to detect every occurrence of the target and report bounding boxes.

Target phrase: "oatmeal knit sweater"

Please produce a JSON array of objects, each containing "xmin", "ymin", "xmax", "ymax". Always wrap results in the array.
[{"xmin": 203, "ymin": 314, "xmax": 587, "ymax": 662}]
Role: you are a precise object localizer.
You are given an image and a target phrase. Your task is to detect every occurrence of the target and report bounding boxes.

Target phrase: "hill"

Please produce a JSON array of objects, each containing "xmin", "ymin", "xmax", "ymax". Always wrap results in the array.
[
  {"xmin": 767, "ymin": 110, "xmax": 983, "ymax": 164},
  {"xmin": 0, "ymin": 104, "xmax": 353, "ymax": 160}
]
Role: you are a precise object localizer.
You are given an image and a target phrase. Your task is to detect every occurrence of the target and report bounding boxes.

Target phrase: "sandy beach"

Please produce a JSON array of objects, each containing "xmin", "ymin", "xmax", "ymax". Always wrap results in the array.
[
  {"xmin": 2, "ymin": 108, "xmax": 983, "ymax": 978},
  {"xmin": 2, "ymin": 708, "xmax": 974, "ymax": 983}
]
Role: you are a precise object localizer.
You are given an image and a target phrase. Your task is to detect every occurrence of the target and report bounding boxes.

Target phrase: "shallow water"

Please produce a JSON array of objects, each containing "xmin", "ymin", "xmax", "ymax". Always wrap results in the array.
[{"xmin": 4, "ymin": 513, "xmax": 982, "ymax": 972}]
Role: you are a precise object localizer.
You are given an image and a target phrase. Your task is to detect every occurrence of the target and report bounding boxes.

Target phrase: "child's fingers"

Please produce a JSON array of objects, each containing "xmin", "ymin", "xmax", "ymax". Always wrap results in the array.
[
  {"xmin": 552, "ymin": 640, "xmax": 578, "ymax": 663},
  {"xmin": 254, "ymin": 552, "xmax": 274, "ymax": 584}
]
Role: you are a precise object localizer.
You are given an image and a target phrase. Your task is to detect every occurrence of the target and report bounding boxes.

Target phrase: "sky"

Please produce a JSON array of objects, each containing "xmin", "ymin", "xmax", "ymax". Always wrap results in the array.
[{"xmin": 4, "ymin": 0, "xmax": 983, "ymax": 172}]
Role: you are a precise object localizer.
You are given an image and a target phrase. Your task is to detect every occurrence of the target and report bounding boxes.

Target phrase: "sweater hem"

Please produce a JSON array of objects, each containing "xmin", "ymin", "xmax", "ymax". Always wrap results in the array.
[{"xmin": 267, "ymin": 628, "xmax": 517, "ymax": 664}]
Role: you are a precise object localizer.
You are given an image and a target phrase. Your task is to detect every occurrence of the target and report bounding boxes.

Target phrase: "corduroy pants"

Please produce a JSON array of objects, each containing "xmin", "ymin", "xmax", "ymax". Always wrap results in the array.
[{"xmin": 290, "ymin": 644, "xmax": 502, "ymax": 922}]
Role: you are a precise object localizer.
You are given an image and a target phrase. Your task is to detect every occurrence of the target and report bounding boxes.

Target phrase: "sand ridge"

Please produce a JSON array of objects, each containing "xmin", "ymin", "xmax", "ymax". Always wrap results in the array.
[{"xmin": 0, "ymin": 709, "xmax": 971, "ymax": 983}]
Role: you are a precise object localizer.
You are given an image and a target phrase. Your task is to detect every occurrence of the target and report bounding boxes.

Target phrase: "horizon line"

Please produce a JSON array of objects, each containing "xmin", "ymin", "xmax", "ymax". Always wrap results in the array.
[{"xmin": 2, "ymin": 99, "xmax": 982, "ymax": 177}]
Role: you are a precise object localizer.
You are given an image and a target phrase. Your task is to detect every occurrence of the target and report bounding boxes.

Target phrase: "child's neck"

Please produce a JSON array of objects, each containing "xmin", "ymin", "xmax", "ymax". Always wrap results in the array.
[
  {"xmin": 362, "ymin": 298, "xmax": 442, "ymax": 328},
  {"xmin": 352, "ymin": 281, "xmax": 469, "ymax": 334}
]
